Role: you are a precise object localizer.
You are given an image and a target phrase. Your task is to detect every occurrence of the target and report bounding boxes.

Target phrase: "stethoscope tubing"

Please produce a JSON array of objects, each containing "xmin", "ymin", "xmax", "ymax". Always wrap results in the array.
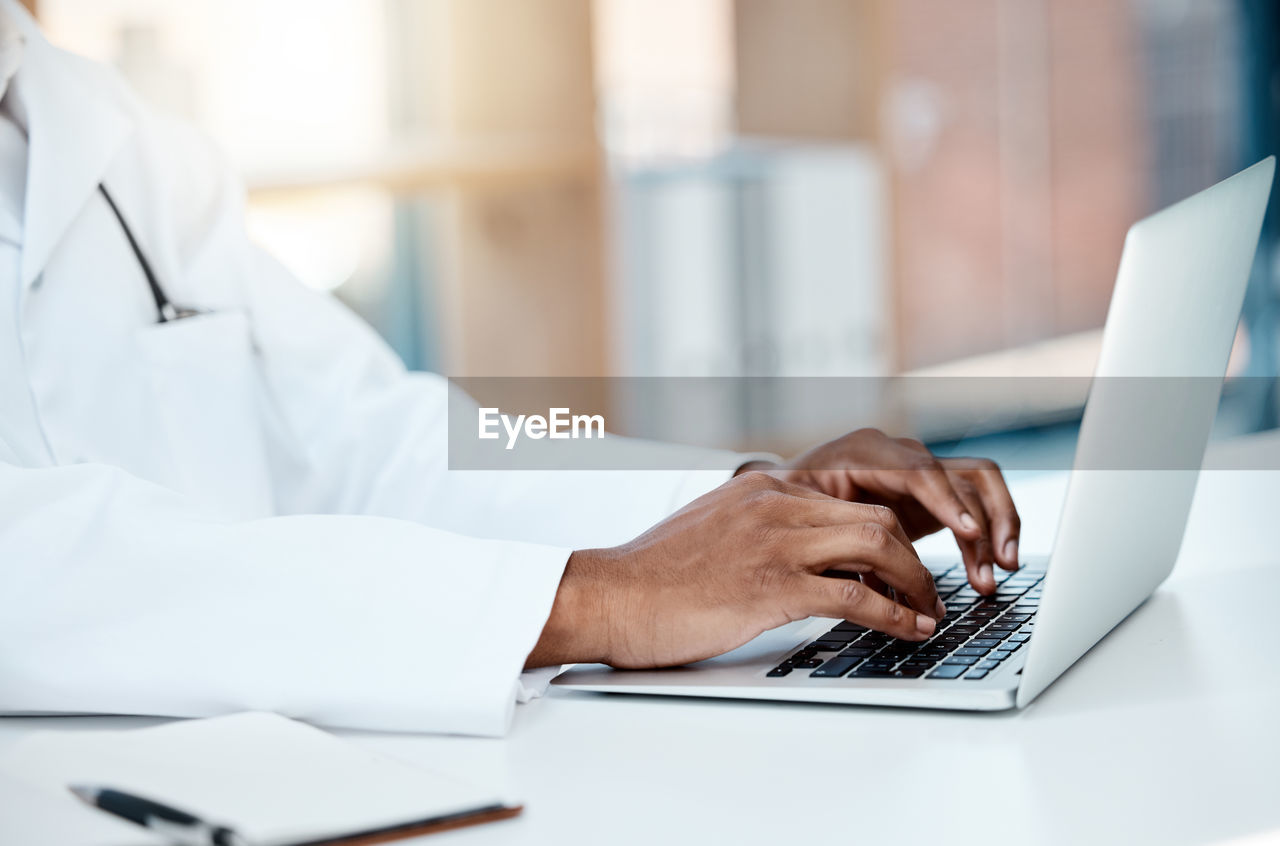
[{"xmin": 98, "ymin": 183, "xmax": 194, "ymax": 323}]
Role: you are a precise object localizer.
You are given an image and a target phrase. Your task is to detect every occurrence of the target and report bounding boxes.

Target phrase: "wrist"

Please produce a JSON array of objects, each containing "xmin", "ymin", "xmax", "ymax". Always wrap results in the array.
[{"xmin": 525, "ymin": 548, "xmax": 618, "ymax": 667}]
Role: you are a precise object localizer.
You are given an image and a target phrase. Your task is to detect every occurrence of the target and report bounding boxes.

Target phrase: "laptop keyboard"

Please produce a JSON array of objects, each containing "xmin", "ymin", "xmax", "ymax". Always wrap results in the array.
[{"xmin": 767, "ymin": 563, "xmax": 1042, "ymax": 681}]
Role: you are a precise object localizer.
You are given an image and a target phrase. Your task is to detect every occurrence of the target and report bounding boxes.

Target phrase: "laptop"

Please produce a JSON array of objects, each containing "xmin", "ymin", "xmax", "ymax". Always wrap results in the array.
[{"xmin": 553, "ymin": 156, "xmax": 1276, "ymax": 711}]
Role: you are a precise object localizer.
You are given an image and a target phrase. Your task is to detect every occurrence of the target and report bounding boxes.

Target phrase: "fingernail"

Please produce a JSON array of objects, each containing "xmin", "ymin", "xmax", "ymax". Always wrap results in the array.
[
  {"xmin": 915, "ymin": 614, "xmax": 936, "ymax": 636},
  {"xmin": 934, "ymin": 598, "xmax": 947, "ymax": 619},
  {"xmin": 1004, "ymin": 539, "xmax": 1019, "ymax": 566},
  {"xmin": 960, "ymin": 512, "xmax": 979, "ymax": 532},
  {"xmin": 978, "ymin": 563, "xmax": 993, "ymax": 588}
]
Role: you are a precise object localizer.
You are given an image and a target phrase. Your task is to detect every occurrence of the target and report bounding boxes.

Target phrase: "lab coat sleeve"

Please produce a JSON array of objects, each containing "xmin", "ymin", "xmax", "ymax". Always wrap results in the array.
[
  {"xmin": 236, "ymin": 246, "xmax": 762, "ymax": 549},
  {"xmin": 0, "ymin": 459, "xmax": 569, "ymax": 736},
  {"xmin": 154, "ymin": 116, "xmax": 773, "ymax": 551}
]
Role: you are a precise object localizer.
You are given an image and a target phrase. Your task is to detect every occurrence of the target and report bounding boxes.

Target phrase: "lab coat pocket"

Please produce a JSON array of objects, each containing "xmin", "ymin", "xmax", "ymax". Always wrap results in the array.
[{"xmin": 134, "ymin": 310, "xmax": 275, "ymax": 520}]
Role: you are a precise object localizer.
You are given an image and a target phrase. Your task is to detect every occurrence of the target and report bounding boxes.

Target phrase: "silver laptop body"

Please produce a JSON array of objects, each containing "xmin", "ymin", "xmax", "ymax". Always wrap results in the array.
[{"xmin": 553, "ymin": 157, "xmax": 1275, "ymax": 710}]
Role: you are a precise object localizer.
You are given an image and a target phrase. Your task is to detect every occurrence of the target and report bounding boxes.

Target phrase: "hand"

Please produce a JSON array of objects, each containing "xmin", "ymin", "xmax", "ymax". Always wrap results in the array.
[
  {"xmin": 526, "ymin": 472, "xmax": 945, "ymax": 669},
  {"xmin": 741, "ymin": 428, "xmax": 1021, "ymax": 594}
]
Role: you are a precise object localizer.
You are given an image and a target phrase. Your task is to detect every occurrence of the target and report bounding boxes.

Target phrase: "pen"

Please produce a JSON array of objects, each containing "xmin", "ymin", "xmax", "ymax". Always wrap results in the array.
[{"xmin": 68, "ymin": 784, "xmax": 253, "ymax": 846}]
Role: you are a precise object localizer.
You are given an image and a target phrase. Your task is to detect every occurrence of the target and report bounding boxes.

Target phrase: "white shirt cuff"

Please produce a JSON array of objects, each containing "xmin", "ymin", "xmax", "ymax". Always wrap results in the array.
[{"xmin": 515, "ymin": 666, "xmax": 562, "ymax": 703}]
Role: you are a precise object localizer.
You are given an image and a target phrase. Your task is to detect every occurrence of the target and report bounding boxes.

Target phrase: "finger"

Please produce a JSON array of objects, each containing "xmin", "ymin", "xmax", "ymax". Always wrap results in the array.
[
  {"xmin": 948, "ymin": 476, "xmax": 997, "ymax": 594},
  {"xmin": 737, "ymin": 470, "xmax": 916, "ymax": 545},
  {"xmin": 885, "ymin": 442, "xmax": 984, "ymax": 542},
  {"xmin": 793, "ymin": 521, "xmax": 943, "ymax": 619},
  {"xmin": 750, "ymin": 486, "xmax": 939, "ymax": 613},
  {"xmin": 860, "ymin": 572, "xmax": 888, "ymax": 596},
  {"xmin": 798, "ymin": 575, "xmax": 936, "ymax": 641},
  {"xmin": 762, "ymin": 480, "xmax": 948, "ymax": 615},
  {"xmin": 775, "ymin": 495, "xmax": 917, "ymax": 551},
  {"xmin": 947, "ymin": 458, "xmax": 1021, "ymax": 570}
]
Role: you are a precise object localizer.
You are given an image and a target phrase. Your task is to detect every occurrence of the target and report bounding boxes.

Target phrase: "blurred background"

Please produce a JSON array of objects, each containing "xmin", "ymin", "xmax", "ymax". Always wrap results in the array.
[{"xmin": 30, "ymin": 0, "xmax": 1280, "ymax": 459}]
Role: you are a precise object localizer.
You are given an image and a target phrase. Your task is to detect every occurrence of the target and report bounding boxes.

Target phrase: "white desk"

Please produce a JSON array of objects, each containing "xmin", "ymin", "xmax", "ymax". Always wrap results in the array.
[{"xmin": 3, "ymin": 432, "xmax": 1279, "ymax": 846}]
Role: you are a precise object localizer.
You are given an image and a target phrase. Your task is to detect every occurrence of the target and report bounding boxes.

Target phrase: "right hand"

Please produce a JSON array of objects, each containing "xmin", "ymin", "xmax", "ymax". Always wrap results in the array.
[{"xmin": 526, "ymin": 472, "xmax": 945, "ymax": 669}]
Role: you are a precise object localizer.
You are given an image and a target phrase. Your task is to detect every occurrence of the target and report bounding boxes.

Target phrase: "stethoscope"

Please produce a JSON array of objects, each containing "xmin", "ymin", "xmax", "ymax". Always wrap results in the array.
[{"xmin": 97, "ymin": 183, "xmax": 204, "ymax": 323}]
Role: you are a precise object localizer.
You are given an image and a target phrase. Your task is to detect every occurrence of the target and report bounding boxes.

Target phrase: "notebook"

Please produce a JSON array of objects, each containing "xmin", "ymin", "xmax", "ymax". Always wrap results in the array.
[{"xmin": 0, "ymin": 712, "xmax": 520, "ymax": 846}]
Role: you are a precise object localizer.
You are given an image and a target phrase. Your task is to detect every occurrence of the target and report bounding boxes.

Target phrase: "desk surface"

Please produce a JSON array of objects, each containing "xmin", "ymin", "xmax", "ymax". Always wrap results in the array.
[{"xmin": 3, "ymin": 433, "xmax": 1279, "ymax": 846}]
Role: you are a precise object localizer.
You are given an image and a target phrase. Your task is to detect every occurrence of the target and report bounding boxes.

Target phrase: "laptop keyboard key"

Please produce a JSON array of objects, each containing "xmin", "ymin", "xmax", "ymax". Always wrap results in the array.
[
  {"xmin": 900, "ymin": 659, "xmax": 937, "ymax": 670},
  {"xmin": 860, "ymin": 659, "xmax": 897, "ymax": 670},
  {"xmin": 928, "ymin": 665, "xmax": 967, "ymax": 679},
  {"xmin": 851, "ymin": 667, "xmax": 895, "ymax": 677},
  {"xmin": 811, "ymin": 657, "xmax": 862, "ymax": 677},
  {"xmin": 767, "ymin": 666, "xmax": 792, "ymax": 677}
]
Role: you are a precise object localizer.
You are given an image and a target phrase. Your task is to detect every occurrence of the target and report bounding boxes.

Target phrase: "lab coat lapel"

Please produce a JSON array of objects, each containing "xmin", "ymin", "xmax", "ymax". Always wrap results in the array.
[{"xmin": 8, "ymin": 7, "xmax": 132, "ymax": 289}]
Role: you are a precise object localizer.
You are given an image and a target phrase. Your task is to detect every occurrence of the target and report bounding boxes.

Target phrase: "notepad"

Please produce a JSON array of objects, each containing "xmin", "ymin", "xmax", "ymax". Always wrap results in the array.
[{"xmin": 0, "ymin": 712, "xmax": 520, "ymax": 846}]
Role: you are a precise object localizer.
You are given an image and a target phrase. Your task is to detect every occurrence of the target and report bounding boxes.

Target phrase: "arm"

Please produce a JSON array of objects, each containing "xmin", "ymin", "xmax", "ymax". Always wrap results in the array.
[{"xmin": 0, "ymin": 460, "xmax": 569, "ymax": 736}]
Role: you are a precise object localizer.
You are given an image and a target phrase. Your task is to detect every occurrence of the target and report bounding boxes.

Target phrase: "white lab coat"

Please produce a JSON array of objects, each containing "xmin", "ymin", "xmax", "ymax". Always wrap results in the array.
[{"xmin": 0, "ymin": 3, "xmax": 752, "ymax": 735}]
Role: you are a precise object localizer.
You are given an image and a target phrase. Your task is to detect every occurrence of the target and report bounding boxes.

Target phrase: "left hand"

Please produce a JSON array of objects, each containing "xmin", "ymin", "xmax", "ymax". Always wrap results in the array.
[{"xmin": 738, "ymin": 428, "xmax": 1020, "ymax": 594}]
